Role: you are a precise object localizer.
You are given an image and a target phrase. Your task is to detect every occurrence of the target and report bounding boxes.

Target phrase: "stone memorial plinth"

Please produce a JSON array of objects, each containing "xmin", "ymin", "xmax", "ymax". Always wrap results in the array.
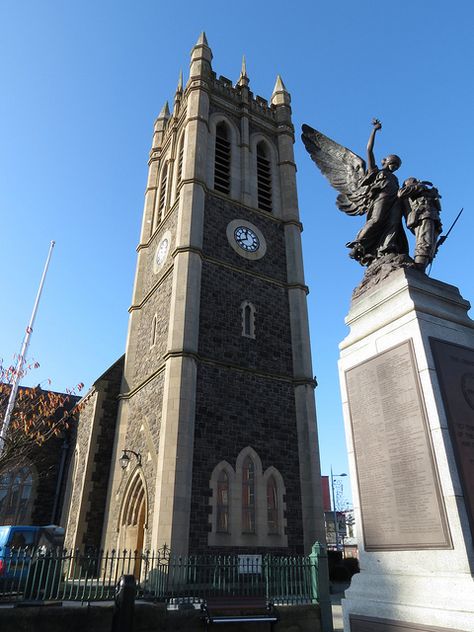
[{"xmin": 339, "ymin": 268, "xmax": 474, "ymax": 632}]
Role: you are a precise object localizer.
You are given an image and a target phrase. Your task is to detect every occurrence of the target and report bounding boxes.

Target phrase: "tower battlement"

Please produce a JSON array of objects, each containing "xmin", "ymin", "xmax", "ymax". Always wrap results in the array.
[{"xmin": 152, "ymin": 33, "xmax": 292, "ymax": 154}]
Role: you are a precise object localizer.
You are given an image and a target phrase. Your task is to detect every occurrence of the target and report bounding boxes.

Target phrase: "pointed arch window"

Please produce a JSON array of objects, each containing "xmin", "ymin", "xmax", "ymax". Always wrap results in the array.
[
  {"xmin": 267, "ymin": 476, "xmax": 279, "ymax": 534},
  {"xmin": 242, "ymin": 457, "xmax": 256, "ymax": 533},
  {"xmin": 0, "ymin": 466, "xmax": 34, "ymax": 524},
  {"xmin": 257, "ymin": 142, "xmax": 272, "ymax": 212},
  {"xmin": 241, "ymin": 301, "xmax": 256, "ymax": 339},
  {"xmin": 214, "ymin": 122, "xmax": 231, "ymax": 194},
  {"xmin": 216, "ymin": 470, "xmax": 229, "ymax": 533},
  {"xmin": 209, "ymin": 451, "xmax": 287, "ymax": 547},
  {"xmin": 244, "ymin": 305, "xmax": 251, "ymax": 336},
  {"xmin": 150, "ymin": 314, "xmax": 158, "ymax": 348}
]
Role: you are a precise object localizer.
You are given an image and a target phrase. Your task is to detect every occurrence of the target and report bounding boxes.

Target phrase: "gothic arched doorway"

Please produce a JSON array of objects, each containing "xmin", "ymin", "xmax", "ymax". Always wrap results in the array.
[{"xmin": 119, "ymin": 473, "xmax": 147, "ymax": 575}]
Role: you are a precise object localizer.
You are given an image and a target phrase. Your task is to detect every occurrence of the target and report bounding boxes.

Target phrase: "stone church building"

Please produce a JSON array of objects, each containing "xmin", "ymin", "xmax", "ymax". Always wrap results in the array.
[{"xmin": 45, "ymin": 34, "xmax": 326, "ymax": 556}]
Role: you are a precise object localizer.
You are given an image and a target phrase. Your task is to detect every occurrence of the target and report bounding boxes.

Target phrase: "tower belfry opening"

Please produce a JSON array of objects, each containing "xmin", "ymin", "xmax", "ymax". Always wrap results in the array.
[
  {"xmin": 257, "ymin": 142, "xmax": 272, "ymax": 212},
  {"xmin": 214, "ymin": 122, "xmax": 231, "ymax": 194}
]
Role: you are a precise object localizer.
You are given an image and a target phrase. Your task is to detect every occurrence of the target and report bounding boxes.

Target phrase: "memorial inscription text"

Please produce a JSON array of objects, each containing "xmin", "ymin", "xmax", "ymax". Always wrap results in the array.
[
  {"xmin": 430, "ymin": 338, "xmax": 474, "ymax": 540},
  {"xmin": 345, "ymin": 340, "xmax": 450, "ymax": 550}
]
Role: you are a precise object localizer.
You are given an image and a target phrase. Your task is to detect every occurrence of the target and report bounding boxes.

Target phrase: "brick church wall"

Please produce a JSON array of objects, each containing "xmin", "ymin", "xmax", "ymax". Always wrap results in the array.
[
  {"xmin": 64, "ymin": 390, "xmax": 97, "ymax": 548},
  {"xmin": 202, "ymin": 194, "xmax": 288, "ymax": 283},
  {"xmin": 81, "ymin": 356, "xmax": 124, "ymax": 549},
  {"xmin": 108, "ymin": 372, "xmax": 164, "ymax": 550},
  {"xmin": 190, "ymin": 365, "xmax": 303, "ymax": 554},
  {"xmin": 64, "ymin": 357, "xmax": 123, "ymax": 550},
  {"xmin": 137, "ymin": 210, "xmax": 177, "ymax": 301},
  {"xmin": 199, "ymin": 263, "xmax": 293, "ymax": 375},
  {"xmin": 98, "ymin": 200, "xmax": 177, "ymax": 552},
  {"xmin": 188, "ymin": 193, "xmax": 305, "ymax": 554},
  {"xmin": 127, "ymin": 207, "xmax": 176, "ymax": 387},
  {"xmin": 132, "ymin": 271, "xmax": 173, "ymax": 384}
]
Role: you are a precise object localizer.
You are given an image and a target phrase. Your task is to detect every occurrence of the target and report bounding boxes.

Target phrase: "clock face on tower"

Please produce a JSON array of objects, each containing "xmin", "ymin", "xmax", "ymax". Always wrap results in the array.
[
  {"xmin": 234, "ymin": 226, "xmax": 260, "ymax": 252},
  {"xmin": 156, "ymin": 238, "xmax": 169, "ymax": 264},
  {"xmin": 226, "ymin": 220, "xmax": 267, "ymax": 260},
  {"xmin": 153, "ymin": 230, "xmax": 172, "ymax": 274}
]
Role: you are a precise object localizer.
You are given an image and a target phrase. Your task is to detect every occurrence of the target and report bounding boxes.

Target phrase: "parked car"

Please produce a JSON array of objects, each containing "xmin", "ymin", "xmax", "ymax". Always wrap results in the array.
[{"xmin": 0, "ymin": 525, "xmax": 64, "ymax": 597}]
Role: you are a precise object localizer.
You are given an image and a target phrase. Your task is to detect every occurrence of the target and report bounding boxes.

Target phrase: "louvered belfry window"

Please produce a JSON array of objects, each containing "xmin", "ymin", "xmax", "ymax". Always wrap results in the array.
[
  {"xmin": 214, "ymin": 122, "xmax": 231, "ymax": 194},
  {"xmin": 158, "ymin": 162, "xmax": 168, "ymax": 219},
  {"xmin": 177, "ymin": 137, "xmax": 184, "ymax": 188},
  {"xmin": 257, "ymin": 142, "xmax": 272, "ymax": 212}
]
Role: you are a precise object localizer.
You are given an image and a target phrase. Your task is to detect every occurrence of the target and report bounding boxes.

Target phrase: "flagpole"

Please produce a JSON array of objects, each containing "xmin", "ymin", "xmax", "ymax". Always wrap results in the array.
[{"xmin": 0, "ymin": 240, "xmax": 56, "ymax": 448}]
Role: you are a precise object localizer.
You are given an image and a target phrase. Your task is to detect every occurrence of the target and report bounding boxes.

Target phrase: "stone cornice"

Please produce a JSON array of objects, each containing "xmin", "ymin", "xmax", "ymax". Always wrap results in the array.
[
  {"xmin": 278, "ymin": 160, "xmax": 297, "ymax": 169},
  {"xmin": 201, "ymin": 253, "xmax": 309, "ymax": 294},
  {"xmin": 118, "ymin": 364, "xmax": 167, "ymax": 399},
  {"xmin": 128, "ymin": 264, "xmax": 174, "ymax": 312},
  {"xmin": 128, "ymin": 248, "xmax": 309, "ymax": 312},
  {"xmin": 137, "ymin": 204, "xmax": 178, "ymax": 251},
  {"xmin": 138, "ymin": 185, "xmax": 303, "ymax": 252},
  {"xmin": 119, "ymin": 352, "xmax": 316, "ymax": 399}
]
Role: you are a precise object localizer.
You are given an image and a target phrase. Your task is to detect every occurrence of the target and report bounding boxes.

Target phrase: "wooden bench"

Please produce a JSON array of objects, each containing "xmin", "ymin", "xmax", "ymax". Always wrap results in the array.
[{"xmin": 201, "ymin": 595, "xmax": 278, "ymax": 629}]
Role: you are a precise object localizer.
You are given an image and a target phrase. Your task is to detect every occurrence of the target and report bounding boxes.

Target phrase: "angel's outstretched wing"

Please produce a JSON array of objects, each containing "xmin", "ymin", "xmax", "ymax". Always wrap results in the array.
[{"xmin": 301, "ymin": 124, "xmax": 367, "ymax": 216}]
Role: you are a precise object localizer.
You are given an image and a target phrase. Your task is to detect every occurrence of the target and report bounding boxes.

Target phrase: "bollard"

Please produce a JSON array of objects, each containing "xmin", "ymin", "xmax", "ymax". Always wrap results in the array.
[
  {"xmin": 310, "ymin": 542, "xmax": 334, "ymax": 632},
  {"xmin": 111, "ymin": 574, "xmax": 136, "ymax": 632}
]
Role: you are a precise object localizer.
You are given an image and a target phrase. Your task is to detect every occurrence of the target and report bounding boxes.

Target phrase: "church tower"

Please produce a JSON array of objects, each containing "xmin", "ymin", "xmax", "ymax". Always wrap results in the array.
[{"xmin": 100, "ymin": 34, "xmax": 325, "ymax": 556}]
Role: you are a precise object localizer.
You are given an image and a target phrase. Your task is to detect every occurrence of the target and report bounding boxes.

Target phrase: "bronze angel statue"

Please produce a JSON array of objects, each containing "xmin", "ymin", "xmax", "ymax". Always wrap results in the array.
[{"xmin": 302, "ymin": 119, "xmax": 410, "ymax": 267}]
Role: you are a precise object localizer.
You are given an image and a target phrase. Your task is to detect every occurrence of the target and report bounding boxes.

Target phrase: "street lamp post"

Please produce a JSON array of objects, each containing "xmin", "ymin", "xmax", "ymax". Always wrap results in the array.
[{"xmin": 330, "ymin": 467, "xmax": 347, "ymax": 552}]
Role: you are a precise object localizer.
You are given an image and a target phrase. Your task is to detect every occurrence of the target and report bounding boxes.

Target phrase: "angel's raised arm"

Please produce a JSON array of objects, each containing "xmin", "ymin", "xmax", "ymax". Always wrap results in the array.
[{"xmin": 367, "ymin": 119, "xmax": 382, "ymax": 173}]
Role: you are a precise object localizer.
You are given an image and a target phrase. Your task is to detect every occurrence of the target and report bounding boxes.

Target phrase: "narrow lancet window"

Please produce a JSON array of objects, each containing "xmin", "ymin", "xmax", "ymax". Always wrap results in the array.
[
  {"xmin": 244, "ymin": 305, "xmax": 251, "ymax": 335},
  {"xmin": 216, "ymin": 470, "xmax": 229, "ymax": 533},
  {"xmin": 241, "ymin": 301, "xmax": 256, "ymax": 339},
  {"xmin": 257, "ymin": 142, "xmax": 272, "ymax": 212},
  {"xmin": 214, "ymin": 122, "xmax": 231, "ymax": 194},
  {"xmin": 267, "ymin": 476, "xmax": 279, "ymax": 534},
  {"xmin": 150, "ymin": 314, "xmax": 157, "ymax": 348},
  {"xmin": 209, "ymin": 452, "xmax": 286, "ymax": 547},
  {"xmin": 242, "ymin": 457, "xmax": 256, "ymax": 533}
]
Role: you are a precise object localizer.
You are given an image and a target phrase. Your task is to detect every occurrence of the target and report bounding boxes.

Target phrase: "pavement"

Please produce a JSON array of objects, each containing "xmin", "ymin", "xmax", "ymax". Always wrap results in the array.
[
  {"xmin": 1, "ymin": 580, "xmax": 353, "ymax": 631},
  {"xmin": 330, "ymin": 581, "xmax": 350, "ymax": 632},
  {"xmin": 332, "ymin": 603, "xmax": 343, "ymax": 632}
]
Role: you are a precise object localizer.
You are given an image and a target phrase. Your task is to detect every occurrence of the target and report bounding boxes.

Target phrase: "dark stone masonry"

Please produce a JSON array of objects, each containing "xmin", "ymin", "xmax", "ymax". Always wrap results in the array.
[{"xmin": 190, "ymin": 364, "xmax": 304, "ymax": 554}]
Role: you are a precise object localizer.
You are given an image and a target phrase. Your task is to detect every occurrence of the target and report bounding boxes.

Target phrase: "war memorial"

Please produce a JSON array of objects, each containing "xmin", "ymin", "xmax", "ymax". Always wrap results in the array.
[{"xmin": 303, "ymin": 121, "xmax": 474, "ymax": 631}]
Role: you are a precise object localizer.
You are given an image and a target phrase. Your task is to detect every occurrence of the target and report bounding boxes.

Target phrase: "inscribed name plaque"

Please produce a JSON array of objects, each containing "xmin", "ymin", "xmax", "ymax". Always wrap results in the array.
[
  {"xmin": 345, "ymin": 340, "xmax": 450, "ymax": 550},
  {"xmin": 430, "ymin": 338, "xmax": 474, "ymax": 540}
]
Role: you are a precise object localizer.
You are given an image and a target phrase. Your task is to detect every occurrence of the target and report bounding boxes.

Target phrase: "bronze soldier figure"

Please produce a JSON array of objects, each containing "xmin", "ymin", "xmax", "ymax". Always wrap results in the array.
[{"xmin": 398, "ymin": 178, "xmax": 442, "ymax": 271}]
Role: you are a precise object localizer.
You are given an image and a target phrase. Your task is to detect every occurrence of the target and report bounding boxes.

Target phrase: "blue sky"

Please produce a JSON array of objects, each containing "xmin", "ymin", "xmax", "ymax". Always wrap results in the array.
[{"xmin": 1, "ymin": 1, "xmax": 473, "ymax": 497}]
